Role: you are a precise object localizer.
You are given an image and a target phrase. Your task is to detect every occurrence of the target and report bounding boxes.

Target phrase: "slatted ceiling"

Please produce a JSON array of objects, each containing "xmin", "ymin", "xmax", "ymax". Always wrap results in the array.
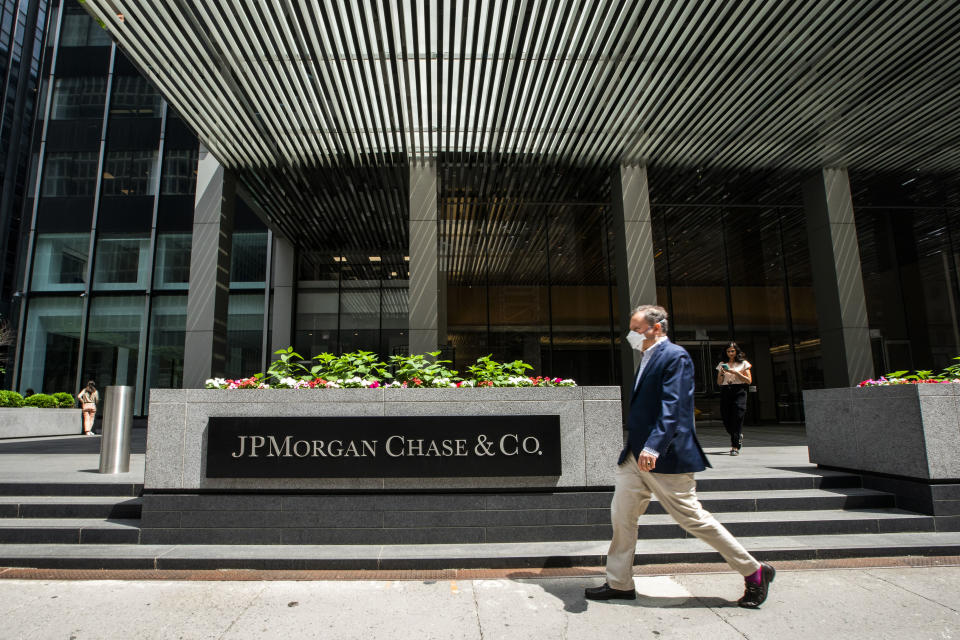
[{"xmin": 81, "ymin": 0, "xmax": 960, "ymax": 258}]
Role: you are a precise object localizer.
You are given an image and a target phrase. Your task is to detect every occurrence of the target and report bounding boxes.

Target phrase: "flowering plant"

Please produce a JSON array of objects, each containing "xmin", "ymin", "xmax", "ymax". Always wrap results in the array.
[
  {"xmin": 858, "ymin": 357, "xmax": 960, "ymax": 387},
  {"xmin": 204, "ymin": 349, "xmax": 577, "ymax": 389}
]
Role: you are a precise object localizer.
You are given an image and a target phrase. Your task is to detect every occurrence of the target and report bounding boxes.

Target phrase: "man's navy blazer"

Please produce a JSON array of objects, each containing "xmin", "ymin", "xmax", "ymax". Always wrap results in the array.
[{"xmin": 618, "ymin": 339, "xmax": 711, "ymax": 473}]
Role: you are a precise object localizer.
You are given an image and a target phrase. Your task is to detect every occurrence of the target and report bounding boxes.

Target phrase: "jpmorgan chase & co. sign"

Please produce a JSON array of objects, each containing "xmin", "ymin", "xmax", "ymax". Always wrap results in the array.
[{"xmin": 205, "ymin": 415, "xmax": 562, "ymax": 478}]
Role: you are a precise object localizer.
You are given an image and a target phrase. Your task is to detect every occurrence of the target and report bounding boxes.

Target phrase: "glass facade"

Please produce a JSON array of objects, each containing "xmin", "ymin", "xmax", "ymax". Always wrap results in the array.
[
  {"xmin": 0, "ymin": 0, "xmax": 48, "ymax": 320},
  {"xmin": 650, "ymin": 170, "xmax": 818, "ymax": 424},
  {"xmin": 440, "ymin": 164, "xmax": 617, "ymax": 386},
  {"xmin": 851, "ymin": 172, "xmax": 960, "ymax": 376},
  {"xmin": 12, "ymin": 0, "xmax": 202, "ymax": 412}
]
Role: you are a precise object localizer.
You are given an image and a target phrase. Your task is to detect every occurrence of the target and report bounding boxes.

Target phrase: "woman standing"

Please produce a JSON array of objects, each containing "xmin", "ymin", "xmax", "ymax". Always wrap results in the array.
[
  {"xmin": 716, "ymin": 343, "xmax": 752, "ymax": 455},
  {"xmin": 76, "ymin": 381, "xmax": 99, "ymax": 436}
]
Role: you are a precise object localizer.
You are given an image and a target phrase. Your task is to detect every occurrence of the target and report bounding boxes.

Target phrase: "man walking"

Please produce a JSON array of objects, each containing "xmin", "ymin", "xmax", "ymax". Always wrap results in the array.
[{"xmin": 585, "ymin": 305, "xmax": 775, "ymax": 608}]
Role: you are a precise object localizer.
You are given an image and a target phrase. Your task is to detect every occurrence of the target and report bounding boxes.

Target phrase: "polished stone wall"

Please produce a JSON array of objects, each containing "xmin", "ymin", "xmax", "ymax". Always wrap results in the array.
[
  {"xmin": 0, "ymin": 408, "xmax": 81, "ymax": 439},
  {"xmin": 804, "ymin": 385, "xmax": 960, "ymax": 482},
  {"xmin": 146, "ymin": 386, "xmax": 623, "ymax": 491}
]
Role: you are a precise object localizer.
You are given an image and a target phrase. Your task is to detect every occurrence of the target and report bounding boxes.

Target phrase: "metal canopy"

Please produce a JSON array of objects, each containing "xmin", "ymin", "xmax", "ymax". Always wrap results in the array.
[
  {"xmin": 81, "ymin": 0, "xmax": 960, "ymax": 172},
  {"xmin": 80, "ymin": 0, "xmax": 960, "ymax": 250}
]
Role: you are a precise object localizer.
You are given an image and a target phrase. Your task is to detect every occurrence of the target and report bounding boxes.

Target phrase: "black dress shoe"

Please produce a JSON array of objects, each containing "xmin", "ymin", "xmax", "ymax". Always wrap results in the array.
[
  {"xmin": 738, "ymin": 563, "xmax": 775, "ymax": 608},
  {"xmin": 584, "ymin": 583, "xmax": 637, "ymax": 601}
]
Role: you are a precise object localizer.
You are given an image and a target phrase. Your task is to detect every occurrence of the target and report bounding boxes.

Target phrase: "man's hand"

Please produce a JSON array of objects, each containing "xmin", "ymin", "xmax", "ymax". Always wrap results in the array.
[{"xmin": 637, "ymin": 451, "xmax": 657, "ymax": 472}]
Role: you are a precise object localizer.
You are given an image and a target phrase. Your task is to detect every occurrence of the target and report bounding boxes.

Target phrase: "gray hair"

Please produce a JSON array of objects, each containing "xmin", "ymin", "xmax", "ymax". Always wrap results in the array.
[{"xmin": 631, "ymin": 304, "xmax": 669, "ymax": 334}]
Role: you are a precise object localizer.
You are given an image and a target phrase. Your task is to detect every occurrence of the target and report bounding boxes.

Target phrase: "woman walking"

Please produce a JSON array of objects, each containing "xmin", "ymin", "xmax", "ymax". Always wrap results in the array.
[
  {"xmin": 716, "ymin": 343, "xmax": 752, "ymax": 455},
  {"xmin": 76, "ymin": 381, "xmax": 99, "ymax": 436}
]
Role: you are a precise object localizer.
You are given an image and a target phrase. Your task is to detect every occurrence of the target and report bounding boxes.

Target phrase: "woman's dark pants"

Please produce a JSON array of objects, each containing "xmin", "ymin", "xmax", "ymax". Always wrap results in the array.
[{"xmin": 720, "ymin": 384, "xmax": 748, "ymax": 449}]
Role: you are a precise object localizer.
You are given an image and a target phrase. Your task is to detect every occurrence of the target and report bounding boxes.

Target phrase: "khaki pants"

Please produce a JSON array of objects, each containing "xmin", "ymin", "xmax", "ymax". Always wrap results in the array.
[
  {"xmin": 81, "ymin": 402, "xmax": 96, "ymax": 433},
  {"xmin": 605, "ymin": 454, "xmax": 760, "ymax": 590}
]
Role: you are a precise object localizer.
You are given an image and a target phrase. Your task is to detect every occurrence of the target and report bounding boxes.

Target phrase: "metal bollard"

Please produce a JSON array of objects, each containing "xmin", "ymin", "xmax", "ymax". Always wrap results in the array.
[{"xmin": 99, "ymin": 385, "xmax": 134, "ymax": 474}]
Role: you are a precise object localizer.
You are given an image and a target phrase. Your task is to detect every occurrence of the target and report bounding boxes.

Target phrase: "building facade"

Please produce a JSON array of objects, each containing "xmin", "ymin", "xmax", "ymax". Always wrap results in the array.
[{"xmin": 6, "ymin": 1, "xmax": 960, "ymax": 420}]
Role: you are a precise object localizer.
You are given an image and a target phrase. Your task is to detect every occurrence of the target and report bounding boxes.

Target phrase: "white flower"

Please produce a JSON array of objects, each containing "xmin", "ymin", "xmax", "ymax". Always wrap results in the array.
[{"xmin": 205, "ymin": 378, "xmax": 227, "ymax": 389}]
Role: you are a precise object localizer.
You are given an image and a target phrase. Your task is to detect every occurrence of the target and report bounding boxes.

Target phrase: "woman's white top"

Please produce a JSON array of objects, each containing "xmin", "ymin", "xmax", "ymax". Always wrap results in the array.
[{"xmin": 716, "ymin": 360, "xmax": 751, "ymax": 385}]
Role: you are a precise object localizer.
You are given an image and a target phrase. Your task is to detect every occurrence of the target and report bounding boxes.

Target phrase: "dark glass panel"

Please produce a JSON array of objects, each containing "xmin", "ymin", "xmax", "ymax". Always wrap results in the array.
[
  {"xmin": 41, "ymin": 150, "xmax": 97, "ymax": 196},
  {"xmin": 109, "ymin": 75, "xmax": 161, "ymax": 117},
  {"xmin": 30, "ymin": 231, "xmax": 88, "ymax": 291},
  {"xmin": 225, "ymin": 293, "xmax": 264, "ymax": 378},
  {"xmin": 101, "ymin": 150, "xmax": 158, "ymax": 196},
  {"xmin": 20, "ymin": 296, "xmax": 82, "ymax": 394},
  {"xmin": 50, "ymin": 76, "xmax": 105, "ymax": 119},
  {"xmin": 160, "ymin": 148, "xmax": 198, "ymax": 195},
  {"xmin": 145, "ymin": 295, "xmax": 186, "ymax": 402},
  {"xmin": 83, "ymin": 295, "xmax": 144, "ymax": 401}
]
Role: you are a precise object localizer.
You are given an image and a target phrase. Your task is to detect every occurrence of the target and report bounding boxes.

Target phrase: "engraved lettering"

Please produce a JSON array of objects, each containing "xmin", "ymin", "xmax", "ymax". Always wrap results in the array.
[
  {"xmin": 386, "ymin": 435, "xmax": 404, "ymax": 457},
  {"xmin": 248, "ymin": 435, "xmax": 266, "ymax": 457},
  {"xmin": 293, "ymin": 439, "xmax": 310, "ymax": 457},
  {"xmin": 522, "ymin": 436, "xmax": 540, "ymax": 454},
  {"xmin": 231, "ymin": 435, "xmax": 247, "ymax": 458}
]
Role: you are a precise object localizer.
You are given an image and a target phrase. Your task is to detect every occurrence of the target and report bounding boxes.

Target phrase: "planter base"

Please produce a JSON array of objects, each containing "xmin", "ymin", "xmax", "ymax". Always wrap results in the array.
[
  {"xmin": 817, "ymin": 464, "xmax": 960, "ymax": 517},
  {"xmin": 0, "ymin": 408, "xmax": 82, "ymax": 439},
  {"xmin": 138, "ymin": 489, "xmax": 617, "ymax": 545}
]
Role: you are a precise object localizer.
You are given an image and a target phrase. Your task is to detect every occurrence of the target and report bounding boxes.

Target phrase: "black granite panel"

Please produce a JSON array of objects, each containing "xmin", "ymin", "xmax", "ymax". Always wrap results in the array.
[
  {"xmin": 281, "ymin": 494, "xmax": 488, "ymax": 512},
  {"xmin": 0, "ymin": 528, "xmax": 79, "ymax": 543},
  {"xmin": 933, "ymin": 500, "xmax": 960, "ymax": 516},
  {"xmin": 277, "ymin": 510, "xmax": 383, "ymax": 528},
  {"xmin": 140, "ymin": 528, "xmax": 283, "ymax": 545},
  {"xmin": 142, "ymin": 494, "xmax": 283, "ymax": 511},
  {"xmin": 79, "ymin": 529, "xmax": 140, "ymax": 544},
  {"xmin": 139, "ymin": 510, "xmax": 181, "ymax": 528},
  {"xmin": 484, "ymin": 524, "xmax": 613, "ymax": 543}
]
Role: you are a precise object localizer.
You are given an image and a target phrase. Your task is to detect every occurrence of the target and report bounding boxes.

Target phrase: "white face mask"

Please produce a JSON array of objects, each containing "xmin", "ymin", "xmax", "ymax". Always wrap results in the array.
[{"xmin": 625, "ymin": 331, "xmax": 645, "ymax": 351}]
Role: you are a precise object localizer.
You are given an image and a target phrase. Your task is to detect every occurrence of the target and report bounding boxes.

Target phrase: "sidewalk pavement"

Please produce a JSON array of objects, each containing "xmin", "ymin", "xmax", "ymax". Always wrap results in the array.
[{"xmin": 2, "ymin": 564, "xmax": 959, "ymax": 639}]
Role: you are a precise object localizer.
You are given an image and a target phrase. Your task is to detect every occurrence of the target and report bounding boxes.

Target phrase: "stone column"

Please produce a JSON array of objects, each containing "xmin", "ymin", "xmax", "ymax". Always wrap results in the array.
[
  {"xmin": 802, "ymin": 168, "xmax": 874, "ymax": 388},
  {"xmin": 408, "ymin": 159, "xmax": 438, "ymax": 356},
  {"xmin": 183, "ymin": 147, "xmax": 234, "ymax": 388},
  {"xmin": 269, "ymin": 234, "xmax": 296, "ymax": 355},
  {"xmin": 611, "ymin": 164, "xmax": 657, "ymax": 394}
]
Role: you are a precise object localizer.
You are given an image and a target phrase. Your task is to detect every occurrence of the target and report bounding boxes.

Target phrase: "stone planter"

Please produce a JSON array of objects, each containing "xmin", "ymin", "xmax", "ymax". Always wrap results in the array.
[
  {"xmin": 0, "ymin": 407, "xmax": 82, "ymax": 439},
  {"xmin": 803, "ymin": 384, "xmax": 960, "ymax": 481},
  {"xmin": 146, "ymin": 386, "xmax": 624, "ymax": 491}
]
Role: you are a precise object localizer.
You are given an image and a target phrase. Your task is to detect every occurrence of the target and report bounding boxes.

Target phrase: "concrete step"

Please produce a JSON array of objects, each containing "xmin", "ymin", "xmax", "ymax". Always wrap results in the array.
[
  {"xmin": 0, "ymin": 496, "xmax": 142, "ymax": 519},
  {"xmin": 0, "ymin": 518, "xmax": 141, "ymax": 544},
  {"xmin": 2, "ymin": 531, "xmax": 960, "ymax": 570},
  {"xmin": 0, "ymin": 483, "xmax": 142, "ymax": 497}
]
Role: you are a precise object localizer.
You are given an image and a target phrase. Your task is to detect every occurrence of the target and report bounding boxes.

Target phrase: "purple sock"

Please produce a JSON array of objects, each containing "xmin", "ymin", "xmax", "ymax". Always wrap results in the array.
[{"xmin": 745, "ymin": 567, "xmax": 763, "ymax": 585}]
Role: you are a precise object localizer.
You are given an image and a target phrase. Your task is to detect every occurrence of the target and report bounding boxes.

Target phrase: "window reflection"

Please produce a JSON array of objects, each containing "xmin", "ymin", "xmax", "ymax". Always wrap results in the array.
[
  {"xmin": 42, "ymin": 151, "xmax": 98, "ymax": 196},
  {"xmin": 60, "ymin": 5, "xmax": 113, "ymax": 47},
  {"xmin": 230, "ymin": 231, "xmax": 267, "ymax": 286},
  {"xmin": 226, "ymin": 293, "xmax": 264, "ymax": 377},
  {"xmin": 102, "ymin": 150, "xmax": 158, "ymax": 196},
  {"xmin": 83, "ymin": 296, "xmax": 144, "ymax": 405},
  {"xmin": 31, "ymin": 232, "xmax": 88, "ymax": 291},
  {"xmin": 160, "ymin": 149, "xmax": 198, "ymax": 195},
  {"xmin": 50, "ymin": 77, "xmax": 106, "ymax": 119},
  {"xmin": 153, "ymin": 233, "xmax": 191, "ymax": 290},
  {"xmin": 93, "ymin": 233, "xmax": 150, "ymax": 290},
  {"xmin": 20, "ymin": 297, "xmax": 83, "ymax": 394},
  {"xmin": 146, "ymin": 295, "xmax": 187, "ymax": 400},
  {"xmin": 109, "ymin": 76, "xmax": 162, "ymax": 117}
]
